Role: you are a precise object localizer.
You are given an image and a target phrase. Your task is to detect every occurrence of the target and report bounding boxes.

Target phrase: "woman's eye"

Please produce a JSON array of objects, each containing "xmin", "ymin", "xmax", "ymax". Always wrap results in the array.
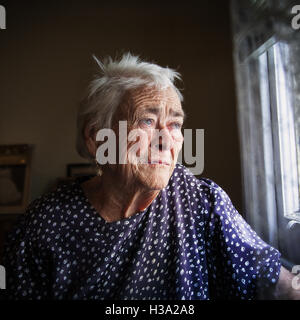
[
  {"xmin": 170, "ymin": 122, "xmax": 182, "ymax": 130},
  {"xmin": 140, "ymin": 118, "xmax": 154, "ymax": 127}
]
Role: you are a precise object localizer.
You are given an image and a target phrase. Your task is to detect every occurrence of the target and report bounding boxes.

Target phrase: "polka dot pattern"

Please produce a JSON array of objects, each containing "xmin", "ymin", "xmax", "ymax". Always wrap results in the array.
[{"xmin": 2, "ymin": 164, "xmax": 281, "ymax": 300}]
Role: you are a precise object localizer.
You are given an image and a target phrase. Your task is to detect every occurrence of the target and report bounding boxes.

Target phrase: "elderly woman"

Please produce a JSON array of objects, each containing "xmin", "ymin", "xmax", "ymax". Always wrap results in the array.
[{"xmin": 2, "ymin": 53, "xmax": 299, "ymax": 300}]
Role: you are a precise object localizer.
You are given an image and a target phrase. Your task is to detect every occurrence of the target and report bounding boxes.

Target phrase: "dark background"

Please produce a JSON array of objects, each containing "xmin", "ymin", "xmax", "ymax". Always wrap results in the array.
[{"xmin": 0, "ymin": 0, "xmax": 241, "ymax": 258}]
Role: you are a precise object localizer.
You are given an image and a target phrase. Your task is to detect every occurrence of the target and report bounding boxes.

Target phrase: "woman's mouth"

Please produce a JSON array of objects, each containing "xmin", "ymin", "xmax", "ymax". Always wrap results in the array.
[{"xmin": 148, "ymin": 160, "xmax": 170, "ymax": 166}]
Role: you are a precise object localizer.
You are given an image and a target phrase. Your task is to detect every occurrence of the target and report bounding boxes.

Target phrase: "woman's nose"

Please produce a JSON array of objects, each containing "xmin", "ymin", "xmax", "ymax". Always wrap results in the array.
[{"xmin": 152, "ymin": 127, "xmax": 173, "ymax": 152}]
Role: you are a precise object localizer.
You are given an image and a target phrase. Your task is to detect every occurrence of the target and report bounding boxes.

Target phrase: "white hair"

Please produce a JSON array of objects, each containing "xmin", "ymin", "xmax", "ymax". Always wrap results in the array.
[{"xmin": 76, "ymin": 52, "xmax": 183, "ymax": 160}]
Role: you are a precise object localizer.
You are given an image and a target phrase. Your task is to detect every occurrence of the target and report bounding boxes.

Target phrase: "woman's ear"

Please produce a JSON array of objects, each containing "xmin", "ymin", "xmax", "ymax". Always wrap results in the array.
[{"xmin": 84, "ymin": 125, "xmax": 98, "ymax": 158}]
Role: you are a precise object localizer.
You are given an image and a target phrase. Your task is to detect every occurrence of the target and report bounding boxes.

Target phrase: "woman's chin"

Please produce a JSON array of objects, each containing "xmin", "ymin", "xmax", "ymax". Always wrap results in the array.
[
  {"xmin": 143, "ymin": 180, "xmax": 169, "ymax": 191},
  {"xmin": 136, "ymin": 165, "xmax": 173, "ymax": 190}
]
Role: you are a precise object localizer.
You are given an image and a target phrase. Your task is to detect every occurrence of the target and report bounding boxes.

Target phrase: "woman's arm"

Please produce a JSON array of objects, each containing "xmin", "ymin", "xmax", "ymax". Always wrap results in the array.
[{"xmin": 271, "ymin": 266, "xmax": 300, "ymax": 299}]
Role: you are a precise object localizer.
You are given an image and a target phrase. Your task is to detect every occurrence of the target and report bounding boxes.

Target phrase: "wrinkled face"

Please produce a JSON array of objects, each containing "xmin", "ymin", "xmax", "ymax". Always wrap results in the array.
[{"xmin": 110, "ymin": 86, "xmax": 184, "ymax": 191}]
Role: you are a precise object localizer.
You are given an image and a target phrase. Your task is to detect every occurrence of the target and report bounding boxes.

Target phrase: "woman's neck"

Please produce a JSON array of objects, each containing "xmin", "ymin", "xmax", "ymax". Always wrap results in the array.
[{"xmin": 81, "ymin": 169, "xmax": 159, "ymax": 222}]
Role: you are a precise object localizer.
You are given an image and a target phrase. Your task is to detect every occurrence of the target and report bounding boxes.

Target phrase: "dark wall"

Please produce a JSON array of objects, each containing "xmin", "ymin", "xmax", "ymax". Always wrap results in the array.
[{"xmin": 0, "ymin": 1, "xmax": 242, "ymax": 211}]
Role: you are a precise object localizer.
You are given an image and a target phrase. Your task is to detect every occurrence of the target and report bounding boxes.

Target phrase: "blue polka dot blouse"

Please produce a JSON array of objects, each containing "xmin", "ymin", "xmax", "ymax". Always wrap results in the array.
[{"xmin": 2, "ymin": 164, "xmax": 281, "ymax": 300}]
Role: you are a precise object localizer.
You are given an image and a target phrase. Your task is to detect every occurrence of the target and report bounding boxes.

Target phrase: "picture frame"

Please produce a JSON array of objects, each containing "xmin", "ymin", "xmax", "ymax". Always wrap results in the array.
[
  {"xmin": 0, "ymin": 144, "xmax": 33, "ymax": 214},
  {"xmin": 67, "ymin": 163, "xmax": 98, "ymax": 178}
]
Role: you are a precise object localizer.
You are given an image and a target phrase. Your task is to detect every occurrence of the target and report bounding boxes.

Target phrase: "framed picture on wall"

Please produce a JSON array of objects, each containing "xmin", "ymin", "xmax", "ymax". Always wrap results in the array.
[{"xmin": 0, "ymin": 144, "xmax": 33, "ymax": 214}]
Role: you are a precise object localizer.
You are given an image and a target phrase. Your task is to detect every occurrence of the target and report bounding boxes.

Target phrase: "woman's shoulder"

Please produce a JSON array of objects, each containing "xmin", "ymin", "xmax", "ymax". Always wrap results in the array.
[
  {"xmin": 4, "ymin": 177, "xmax": 91, "ymax": 245},
  {"xmin": 27, "ymin": 179, "xmax": 80, "ymax": 211},
  {"xmin": 173, "ymin": 163, "xmax": 223, "ymax": 194},
  {"xmin": 21, "ymin": 176, "xmax": 91, "ymax": 226},
  {"xmin": 173, "ymin": 164, "xmax": 240, "ymax": 220},
  {"xmin": 172, "ymin": 163, "xmax": 237, "ymax": 208}
]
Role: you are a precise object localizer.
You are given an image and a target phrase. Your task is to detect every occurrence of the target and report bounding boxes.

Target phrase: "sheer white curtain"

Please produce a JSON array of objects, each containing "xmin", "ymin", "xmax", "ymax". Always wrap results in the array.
[{"xmin": 230, "ymin": 0, "xmax": 300, "ymax": 264}]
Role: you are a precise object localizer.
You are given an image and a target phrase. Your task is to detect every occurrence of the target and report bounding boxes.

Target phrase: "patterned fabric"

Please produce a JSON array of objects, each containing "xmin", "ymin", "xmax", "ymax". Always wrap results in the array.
[{"xmin": 2, "ymin": 164, "xmax": 281, "ymax": 300}]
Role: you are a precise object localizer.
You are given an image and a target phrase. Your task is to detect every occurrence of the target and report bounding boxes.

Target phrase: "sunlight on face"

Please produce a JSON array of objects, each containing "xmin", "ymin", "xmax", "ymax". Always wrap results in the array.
[{"xmin": 112, "ymin": 86, "xmax": 184, "ymax": 191}]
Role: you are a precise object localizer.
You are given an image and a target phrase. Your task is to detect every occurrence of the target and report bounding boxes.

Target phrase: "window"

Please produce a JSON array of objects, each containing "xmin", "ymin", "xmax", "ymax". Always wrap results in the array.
[
  {"xmin": 256, "ymin": 41, "xmax": 300, "ymax": 222},
  {"xmin": 231, "ymin": 0, "xmax": 300, "ymax": 265}
]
